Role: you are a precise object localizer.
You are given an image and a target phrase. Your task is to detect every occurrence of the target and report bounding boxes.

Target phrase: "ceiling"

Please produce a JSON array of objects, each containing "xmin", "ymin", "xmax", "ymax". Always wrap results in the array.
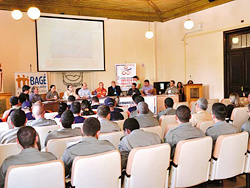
[{"xmin": 0, "ymin": 0, "xmax": 233, "ymax": 22}]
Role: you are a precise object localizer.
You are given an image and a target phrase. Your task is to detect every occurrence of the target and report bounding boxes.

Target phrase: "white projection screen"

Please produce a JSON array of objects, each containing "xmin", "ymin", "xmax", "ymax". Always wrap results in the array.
[{"xmin": 36, "ymin": 16, "xmax": 105, "ymax": 71}]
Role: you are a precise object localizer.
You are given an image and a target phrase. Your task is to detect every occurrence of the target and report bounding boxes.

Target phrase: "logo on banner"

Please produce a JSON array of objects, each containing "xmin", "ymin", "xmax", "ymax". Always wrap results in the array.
[
  {"xmin": 116, "ymin": 64, "xmax": 136, "ymax": 91},
  {"xmin": 122, "ymin": 66, "xmax": 132, "ymax": 75}
]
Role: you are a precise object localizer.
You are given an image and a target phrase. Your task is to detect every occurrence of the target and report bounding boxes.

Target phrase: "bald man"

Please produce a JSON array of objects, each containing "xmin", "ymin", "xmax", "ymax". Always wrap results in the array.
[
  {"xmin": 26, "ymin": 103, "xmax": 57, "ymax": 127},
  {"xmin": 78, "ymin": 82, "xmax": 91, "ymax": 99}
]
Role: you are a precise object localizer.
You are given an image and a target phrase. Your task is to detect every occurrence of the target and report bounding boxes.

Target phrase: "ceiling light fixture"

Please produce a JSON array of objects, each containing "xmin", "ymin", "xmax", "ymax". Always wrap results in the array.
[
  {"xmin": 145, "ymin": 1, "xmax": 154, "ymax": 39},
  {"xmin": 184, "ymin": 0, "xmax": 194, "ymax": 30},
  {"xmin": 12, "ymin": 10, "xmax": 23, "ymax": 20},
  {"xmin": 27, "ymin": 7, "xmax": 41, "ymax": 20}
]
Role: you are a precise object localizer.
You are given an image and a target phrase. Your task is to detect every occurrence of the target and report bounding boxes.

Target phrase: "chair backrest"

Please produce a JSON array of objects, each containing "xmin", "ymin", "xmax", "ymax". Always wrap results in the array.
[
  {"xmin": 46, "ymin": 136, "xmax": 82, "ymax": 159},
  {"xmin": 210, "ymin": 132, "xmax": 248, "ymax": 180},
  {"xmin": 125, "ymin": 144, "xmax": 171, "ymax": 188},
  {"xmin": 71, "ymin": 150, "xmax": 121, "ymax": 188},
  {"xmin": 34, "ymin": 125, "xmax": 60, "ymax": 149},
  {"xmin": 206, "ymin": 103, "xmax": 213, "ymax": 114},
  {"xmin": 114, "ymin": 120, "xmax": 125, "ymax": 130},
  {"xmin": 230, "ymin": 107, "xmax": 249, "ymax": 131},
  {"xmin": 99, "ymin": 131, "xmax": 124, "ymax": 149},
  {"xmin": 190, "ymin": 101, "xmax": 197, "ymax": 114},
  {"xmin": 121, "ymin": 112, "xmax": 128, "ymax": 120},
  {"xmin": 0, "ymin": 122, "xmax": 9, "ymax": 132},
  {"xmin": 208, "ymin": 99, "xmax": 219, "ymax": 104},
  {"xmin": 82, "ymin": 114, "xmax": 97, "ymax": 119},
  {"xmin": 59, "ymin": 92, "xmax": 64, "ymax": 99},
  {"xmin": 244, "ymin": 139, "xmax": 250, "ymax": 173},
  {"xmin": 72, "ymin": 123, "xmax": 83, "ymax": 129},
  {"xmin": 0, "ymin": 143, "xmax": 22, "ymax": 166},
  {"xmin": 54, "ymin": 118, "xmax": 61, "ymax": 125},
  {"xmin": 141, "ymin": 126, "xmax": 162, "ymax": 139},
  {"xmin": 221, "ymin": 98, "xmax": 231, "ymax": 106},
  {"xmin": 159, "ymin": 115, "xmax": 177, "ymax": 138},
  {"xmin": 196, "ymin": 121, "xmax": 214, "ymax": 133},
  {"xmin": 170, "ymin": 136, "xmax": 212, "ymax": 188},
  {"xmin": 5, "ymin": 160, "xmax": 65, "ymax": 188},
  {"xmin": 44, "ymin": 112, "xmax": 58, "ymax": 119},
  {"xmin": 173, "ymin": 102, "xmax": 189, "ymax": 110}
]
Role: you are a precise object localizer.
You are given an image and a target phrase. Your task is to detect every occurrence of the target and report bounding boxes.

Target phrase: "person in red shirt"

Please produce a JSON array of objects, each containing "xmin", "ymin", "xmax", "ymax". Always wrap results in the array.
[{"xmin": 95, "ymin": 82, "xmax": 107, "ymax": 98}]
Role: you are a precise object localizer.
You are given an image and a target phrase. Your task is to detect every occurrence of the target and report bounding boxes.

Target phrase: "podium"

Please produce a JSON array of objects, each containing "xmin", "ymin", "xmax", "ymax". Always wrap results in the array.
[
  {"xmin": 0, "ymin": 93, "xmax": 11, "ymax": 117},
  {"xmin": 184, "ymin": 84, "xmax": 203, "ymax": 104}
]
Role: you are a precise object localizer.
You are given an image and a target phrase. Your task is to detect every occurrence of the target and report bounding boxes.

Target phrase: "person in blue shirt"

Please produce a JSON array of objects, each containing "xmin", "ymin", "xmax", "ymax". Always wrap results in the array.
[
  {"xmin": 104, "ymin": 98, "xmax": 124, "ymax": 121},
  {"xmin": 71, "ymin": 101, "xmax": 85, "ymax": 123},
  {"xmin": 21, "ymin": 101, "xmax": 35, "ymax": 121}
]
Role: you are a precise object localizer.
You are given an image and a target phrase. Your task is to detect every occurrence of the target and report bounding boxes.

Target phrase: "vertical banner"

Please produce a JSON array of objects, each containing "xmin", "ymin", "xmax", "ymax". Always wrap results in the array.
[
  {"xmin": 0, "ymin": 63, "xmax": 3, "ymax": 93},
  {"xmin": 116, "ymin": 64, "xmax": 136, "ymax": 91},
  {"xmin": 14, "ymin": 72, "xmax": 48, "ymax": 96}
]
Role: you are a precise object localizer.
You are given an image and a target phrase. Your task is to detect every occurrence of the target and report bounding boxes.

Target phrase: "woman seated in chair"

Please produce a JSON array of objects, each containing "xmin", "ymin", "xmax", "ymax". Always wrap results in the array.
[{"xmin": 226, "ymin": 93, "xmax": 244, "ymax": 122}]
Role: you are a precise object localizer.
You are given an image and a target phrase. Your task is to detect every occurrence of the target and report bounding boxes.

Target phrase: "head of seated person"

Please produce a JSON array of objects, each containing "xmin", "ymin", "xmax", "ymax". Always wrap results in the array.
[
  {"xmin": 229, "ymin": 93, "xmax": 243, "ymax": 107},
  {"xmin": 81, "ymin": 99, "xmax": 94, "ymax": 116},
  {"xmin": 91, "ymin": 96, "xmax": 99, "ymax": 105},
  {"xmin": 169, "ymin": 80, "xmax": 175, "ymax": 88},
  {"xmin": 104, "ymin": 98, "xmax": 115, "ymax": 111},
  {"xmin": 17, "ymin": 126, "xmax": 38, "ymax": 149},
  {"xmin": 134, "ymin": 96, "xmax": 144, "ymax": 106},
  {"xmin": 97, "ymin": 105, "xmax": 110, "ymax": 120},
  {"xmin": 57, "ymin": 102, "xmax": 68, "ymax": 117},
  {"xmin": 71, "ymin": 101, "xmax": 81, "ymax": 116},
  {"xmin": 10, "ymin": 96, "xmax": 20, "ymax": 108},
  {"xmin": 176, "ymin": 105, "xmax": 191, "ymax": 125},
  {"xmin": 82, "ymin": 117, "xmax": 100, "ymax": 138},
  {"xmin": 22, "ymin": 101, "xmax": 32, "ymax": 112},
  {"xmin": 132, "ymin": 94, "xmax": 139, "ymax": 102},
  {"xmin": 165, "ymin": 97, "xmax": 174, "ymax": 109},
  {"xmin": 10, "ymin": 109, "xmax": 26, "ymax": 128},
  {"xmin": 123, "ymin": 118, "xmax": 140, "ymax": 136},
  {"xmin": 31, "ymin": 86, "xmax": 39, "ymax": 95},
  {"xmin": 61, "ymin": 110, "xmax": 75, "ymax": 129},
  {"xmin": 212, "ymin": 103, "xmax": 227, "ymax": 122},
  {"xmin": 138, "ymin": 102, "xmax": 149, "ymax": 115},
  {"xmin": 32, "ymin": 104, "xmax": 45, "ymax": 120},
  {"xmin": 195, "ymin": 97, "xmax": 208, "ymax": 113},
  {"xmin": 67, "ymin": 95, "xmax": 76, "ymax": 105}
]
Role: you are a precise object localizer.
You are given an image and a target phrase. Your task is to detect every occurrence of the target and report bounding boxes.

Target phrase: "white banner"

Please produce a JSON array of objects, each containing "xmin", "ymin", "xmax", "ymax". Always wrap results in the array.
[
  {"xmin": 116, "ymin": 64, "xmax": 136, "ymax": 91},
  {"xmin": 14, "ymin": 72, "xmax": 48, "ymax": 96}
]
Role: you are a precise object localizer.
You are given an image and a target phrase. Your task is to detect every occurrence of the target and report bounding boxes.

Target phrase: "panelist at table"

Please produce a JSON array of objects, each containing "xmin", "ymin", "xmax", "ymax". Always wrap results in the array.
[
  {"xmin": 165, "ymin": 80, "xmax": 178, "ymax": 95},
  {"xmin": 141, "ymin": 79, "xmax": 154, "ymax": 96},
  {"xmin": 78, "ymin": 82, "xmax": 91, "ymax": 99},
  {"xmin": 94, "ymin": 82, "xmax": 107, "ymax": 98},
  {"xmin": 46, "ymin": 85, "xmax": 59, "ymax": 101},
  {"xmin": 127, "ymin": 83, "xmax": 141, "ymax": 96},
  {"xmin": 29, "ymin": 86, "xmax": 43, "ymax": 103},
  {"xmin": 108, "ymin": 81, "xmax": 122, "ymax": 96},
  {"xmin": 63, "ymin": 84, "xmax": 79, "ymax": 100}
]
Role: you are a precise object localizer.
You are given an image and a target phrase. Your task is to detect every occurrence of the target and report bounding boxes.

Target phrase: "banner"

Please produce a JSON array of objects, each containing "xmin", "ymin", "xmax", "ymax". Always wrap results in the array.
[
  {"xmin": 14, "ymin": 72, "xmax": 48, "ymax": 96},
  {"xmin": 116, "ymin": 64, "xmax": 136, "ymax": 91}
]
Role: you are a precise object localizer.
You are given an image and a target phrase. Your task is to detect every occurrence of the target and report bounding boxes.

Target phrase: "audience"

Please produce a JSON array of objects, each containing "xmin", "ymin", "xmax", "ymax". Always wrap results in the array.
[
  {"xmin": 2, "ymin": 96, "xmax": 21, "ymax": 122},
  {"xmin": 133, "ymin": 102, "xmax": 159, "ymax": 128},
  {"xmin": 78, "ymin": 82, "xmax": 91, "ymax": 99},
  {"xmin": 54, "ymin": 102, "xmax": 68, "ymax": 118},
  {"xmin": 127, "ymin": 83, "xmax": 141, "ymax": 96},
  {"xmin": 226, "ymin": 93, "xmax": 243, "ymax": 122},
  {"xmin": 67, "ymin": 95, "xmax": 75, "ymax": 109},
  {"xmin": 129, "ymin": 96, "xmax": 153, "ymax": 118},
  {"xmin": 81, "ymin": 99, "xmax": 95, "ymax": 116},
  {"xmin": 46, "ymin": 85, "xmax": 59, "ymax": 101},
  {"xmin": 44, "ymin": 110, "xmax": 82, "ymax": 146},
  {"xmin": 157, "ymin": 97, "xmax": 176, "ymax": 120},
  {"xmin": 95, "ymin": 82, "xmax": 107, "ymax": 98},
  {"xmin": 241, "ymin": 104, "xmax": 250, "ymax": 135},
  {"xmin": 108, "ymin": 81, "xmax": 122, "ymax": 96},
  {"xmin": 190, "ymin": 98, "xmax": 212, "ymax": 126},
  {"xmin": 165, "ymin": 80, "xmax": 178, "ymax": 95},
  {"xmin": 133, "ymin": 76, "xmax": 142, "ymax": 91},
  {"xmin": 164, "ymin": 105, "xmax": 205, "ymax": 157},
  {"xmin": 128, "ymin": 94, "xmax": 139, "ymax": 113},
  {"xmin": 104, "ymin": 98, "xmax": 124, "ymax": 121},
  {"xmin": 91, "ymin": 96, "xmax": 100, "ymax": 109},
  {"xmin": 0, "ymin": 126, "xmax": 57, "ymax": 187},
  {"xmin": 62, "ymin": 117, "xmax": 116, "ymax": 177},
  {"xmin": 71, "ymin": 101, "xmax": 85, "ymax": 123},
  {"xmin": 22, "ymin": 101, "xmax": 35, "ymax": 120},
  {"xmin": 118, "ymin": 118, "xmax": 161, "ymax": 169},
  {"xmin": 97, "ymin": 105, "xmax": 121, "ymax": 133},
  {"xmin": 63, "ymin": 84, "xmax": 79, "ymax": 100},
  {"xmin": 141, "ymin": 79, "xmax": 154, "ymax": 96},
  {"xmin": 18, "ymin": 85, "xmax": 30, "ymax": 103},
  {"xmin": 206, "ymin": 103, "xmax": 238, "ymax": 142},
  {"xmin": 29, "ymin": 86, "xmax": 43, "ymax": 103}
]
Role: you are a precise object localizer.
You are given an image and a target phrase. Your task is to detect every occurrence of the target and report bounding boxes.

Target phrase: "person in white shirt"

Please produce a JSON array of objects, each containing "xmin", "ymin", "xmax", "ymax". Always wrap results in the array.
[
  {"xmin": 78, "ymin": 82, "xmax": 91, "ymax": 99},
  {"xmin": 63, "ymin": 84, "xmax": 79, "ymax": 100}
]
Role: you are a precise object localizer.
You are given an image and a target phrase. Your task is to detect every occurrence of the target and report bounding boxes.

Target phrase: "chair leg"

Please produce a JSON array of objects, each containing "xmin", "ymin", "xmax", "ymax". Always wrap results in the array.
[{"xmin": 246, "ymin": 173, "xmax": 250, "ymax": 188}]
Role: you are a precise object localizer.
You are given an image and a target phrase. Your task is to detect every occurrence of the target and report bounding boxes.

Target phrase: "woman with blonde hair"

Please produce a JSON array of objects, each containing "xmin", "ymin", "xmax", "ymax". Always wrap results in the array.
[{"xmin": 226, "ymin": 93, "xmax": 243, "ymax": 122}]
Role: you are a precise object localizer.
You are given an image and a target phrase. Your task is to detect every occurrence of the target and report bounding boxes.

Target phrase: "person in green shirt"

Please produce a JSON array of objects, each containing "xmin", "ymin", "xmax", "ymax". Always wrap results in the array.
[{"xmin": 133, "ymin": 76, "xmax": 142, "ymax": 91}]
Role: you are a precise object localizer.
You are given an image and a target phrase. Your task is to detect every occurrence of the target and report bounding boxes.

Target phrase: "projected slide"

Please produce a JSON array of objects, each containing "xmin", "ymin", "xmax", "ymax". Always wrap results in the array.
[{"xmin": 36, "ymin": 16, "xmax": 105, "ymax": 71}]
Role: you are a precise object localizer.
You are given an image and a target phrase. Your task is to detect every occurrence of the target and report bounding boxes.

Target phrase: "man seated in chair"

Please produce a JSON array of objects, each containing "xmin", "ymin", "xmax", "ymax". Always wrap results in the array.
[
  {"xmin": 0, "ymin": 126, "xmax": 57, "ymax": 187},
  {"xmin": 44, "ymin": 110, "xmax": 82, "ymax": 146},
  {"xmin": 2, "ymin": 96, "xmax": 21, "ymax": 122},
  {"xmin": 67, "ymin": 95, "xmax": 76, "ymax": 109},
  {"xmin": 62, "ymin": 117, "xmax": 116, "ymax": 177},
  {"xmin": 206, "ymin": 103, "xmax": 238, "ymax": 143},
  {"xmin": 91, "ymin": 96, "xmax": 100, "ymax": 110},
  {"xmin": 107, "ymin": 81, "xmax": 122, "ymax": 96},
  {"xmin": 97, "ymin": 105, "xmax": 121, "ymax": 133},
  {"xmin": 104, "ymin": 98, "xmax": 124, "ymax": 121},
  {"xmin": 164, "ymin": 105, "xmax": 205, "ymax": 158},
  {"xmin": 241, "ymin": 104, "xmax": 250, "ymax": 135},
  {"xmin": 190, "ymin": 98, "xmax": 213, "ymax": 126},
  {"xmin": 129, "ymin": 96, "xmax": 154, "ymax": 118},
  {"xmin": 156, "ymin": 97, "xmax": 176, "ymax": 120},
  {"xmin": 118, "ymin": 118, "xmax": 161, "ymax": 169},
  {"xmin": 71, "ymin": 101, "xmax": 85, "ymax": 123},
  {"xmin": 133, "ymin": 102, "xmax": 159, "ymax": 128}
]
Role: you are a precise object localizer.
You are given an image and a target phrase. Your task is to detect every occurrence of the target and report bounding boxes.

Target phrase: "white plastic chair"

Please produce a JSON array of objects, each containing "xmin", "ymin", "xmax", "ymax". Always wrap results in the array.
[
  {"xmin": 124, "ymin": 144, "xmax": 171, "ymax": 188},
  {"xmin": 170, "ymin": 136, "xmax": 213, "ymax": 188},
  {"xmin": 159, "ymin": 115, "xmax": 177, "ymax": 138},
  {"xmin": 190, "ymin": 101, "xmax": 197, "ymax": 114},
  {"xmin": 72, "ymin": 123, "xmax": 83, "ymax": 129},
  {"xmin": 44, "ymin": 112, "xmax": 58, "ymax": 119},
  {"xmin": 71, "ymin": 150, "xmax": 121, "ymax": 188},
  {"xmin": 197, "ymin": 121, "xmax": 214, "ymax": 133},
  {"xmin": 0, "ymin": 143, "xmax": 22, "ymax": 166},
  {"xmin": 221, "ymin": 98, "xmax": 231, "ymax": 106},
  {"xmin": 231, "ymin": 107, "xmax": 249, "ymax": 131},
  {"xmin": 54, "ymin": 118, "xmax": 61, "ymax": 125},
  {"xmin": 5, "ymin": 160, "xmax": 65, "ymax": 188},
  {"xmin": 141, "ymin": 126, "xmax": 162, "ymax": 139},
  {"xmin": 114, "ymin": 120, "xmax": 125, "ymax": 131},
  {"xmin": 173, "ymin": 102, "xmax": 189, "ymax": 110},
  {"xmin": 244, "ymin": 139, "xmax": 250, "ymax": 173},
  {"xmin": 207, "ymin": 99, "xmax": 219, "ymax": 104},
  {"xmin": 99, "ymin": 131, "xmax": 124, "ymax": 149}
]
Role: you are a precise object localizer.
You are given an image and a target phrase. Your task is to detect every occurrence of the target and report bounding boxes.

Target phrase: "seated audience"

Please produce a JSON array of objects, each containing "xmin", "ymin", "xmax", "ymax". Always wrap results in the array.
[
  {"xmin": 0, "ymin": 126, "xmax": 57, "ymax": 187},
  {"xmin": 128, "ymin": 94, "xmax": 139, "ymax": 113},
  {"xmin": 91, "ymin": 96, "xmax": 100, "ymax": 109},
  {"xmin": 127, "ymin": 83, "xmax": 141, "ymax": 96},
  {"xmin": 94, "ymin": 82, "xmax": 107, "ymax": 98},
  {"xmin": 2, "ymin": 96, "xmax": 21, "ymax": 122},
  {"xmin": 44, "ymin": 110, "xmax": 82, "ymax": 146},
  {"xmin": 67, "ymin": 95, "xmax": 75, "ymax": 109},
  {"xmin": 190, "ymin": 98, "xmax": 212, "ymax": 126},
  {"xmin": 22, "ymin": 101, "xmax": 35, "ymax": 120},
  {"xmin": 62, "ymin": 117, "xmax": 116, "ymax": 177},
  {"xmin": 0, "ymin": 109, "xmax": 26, "ymax": 144},
  {"xmin": 156, "ymin": 97, "xmax": 176, "ymax": 120},
  {"xmin": 241, "ymin": 104, "xmax": 250, "ymax": 135},
  {"xmin": 226, "ymin": 93, "xmax": 243, "ymax": 122},
  {"xmin": 54, "ymin": 102, "xmax": 68, "ymax": 118},
  {"xmin": 133, "ymin": 76, "xmax": 142, "ymax": 91},
  {"xmin": 97, "ymin": 105, "xmax": 121, "ymax": 133},
  {"xmin": 78, "ymin": 82, "xmax": 91, "ymax": 99},
  {"xmin": 206, "ymin": 103, "xmax": 238, "ymax": 142},
  {"xmin": 243, "ymin": 91, "xmax": 250, "ymax": 107},
  {"xmin": 29, "ymin": 86, "xmax": 43, "ymax": 103},
  {"xmin": 118, "ymin": 118, "xmax": 161, "ymax": 169},
  {"xmin": 18, "ymin": 85, "xmax": 30, "ymax": 103},
  {"xmin": 165, "ymin": 80, "xmax": 178, "ymax": 95},
  {"xmin": 81, "ymin": 99, "xmax": 95, "ymax": 116},
  {"xmin": 46, "ymin": 85, "xmax": 59, "ymax": 101},
  {"xmin": 71, "ymin": 101, "xmax": 85, "ymax": 123},
  {"xmin": 187, "ymin": 80, "xmax": 194, "ymax": 84},
  {"xmin": 108, "ymin": 81, "xmax": 122, "ymax": 96},
  {"xmin": 104, "ymin": 98, "xmax": 124, "ymax": 121},
  {"xmin": 129, "ymin": 96, "xmax": 154, "ymax": 118},
  {"xmin": 63, "ymin": 84, "xmax": 79, "ymax": 100},
  {"xmin": 134, "ymin": 102, "xmax": 159, "ymax": 128},
  {"xmin": 164, "ymin": 105, "xmax": 205, "ymax": 157},
  {"xmin": 26, "ymin": 104, "xmax": 57, "ymax": 127},
  {"xmin": 141, "ymin": 79, "xmax": 154, "ymax": 96}
]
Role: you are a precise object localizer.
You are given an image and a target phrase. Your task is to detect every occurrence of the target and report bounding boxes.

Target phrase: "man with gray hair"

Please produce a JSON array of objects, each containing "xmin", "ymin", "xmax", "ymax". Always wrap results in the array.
[
  {"xmin": 134, "ymin": 102, "xmax": 159, "ymax": 128},
  {"xmin": 190, "ymin": 97, "xmax": 212, "ymax": 126}
]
